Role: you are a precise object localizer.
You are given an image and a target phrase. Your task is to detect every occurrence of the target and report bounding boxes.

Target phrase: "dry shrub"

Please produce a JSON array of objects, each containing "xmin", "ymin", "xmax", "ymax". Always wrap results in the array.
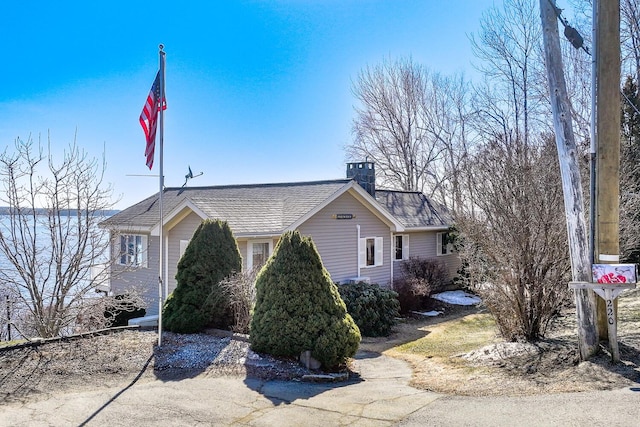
[
  {"xmin": 74, "ymin": 290, "xmax": 147, "ymax": 333},
  {"xmin": 395, "ymin": 257, "xmax": 450, "ymax": 314},
  {"xmin": 219, "ymin": 269, "xmax": 257, "ymax": 334},
  {"xmin": 401, "ymin": 257, "xmax": 450, "ymax": 293},
  {"xmin": 457, "ymin": 135, "xmax": 572, "ymax": 341},
  {"xmin": 475, "ymin": 274, "xmax": 570, "ymax": 342},
  {"xmin": 394, "ymin": 277, "xmax": 430, "ymax": 314}
]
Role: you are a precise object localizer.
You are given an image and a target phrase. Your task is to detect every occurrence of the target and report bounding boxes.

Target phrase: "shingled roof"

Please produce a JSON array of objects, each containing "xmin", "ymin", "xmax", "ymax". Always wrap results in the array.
[
  {"xmin": 101, "ymin": 179, "xmax": 452, "ymax": 234},
  {"xmin": 100, "ymin": 180, "xmax": 352, "ymax": 234},
  {"xmin": 375, "ymin": 189, "xmax": 451, "ymax": 229}
]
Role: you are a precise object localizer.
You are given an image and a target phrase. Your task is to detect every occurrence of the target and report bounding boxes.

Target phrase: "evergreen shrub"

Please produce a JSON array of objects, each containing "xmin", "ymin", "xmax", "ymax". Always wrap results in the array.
[
  {"xmin": 337, "ymin": 282, "xmax": 399, "ymax": 337},
  {"xmin": 163, "ymin": 219, "xmax": 242, "ymax": 333},
  {"xmin": 250, "ymin": 231, "xmax": 361, "ymax": 369}
]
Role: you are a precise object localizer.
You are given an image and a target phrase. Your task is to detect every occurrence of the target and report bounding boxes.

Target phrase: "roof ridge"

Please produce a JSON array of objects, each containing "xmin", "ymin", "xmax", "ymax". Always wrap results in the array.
[
  {"xmin": 164, "ymin": 179, "xmax": 350, "ymax": 192},
  {"xmin": 375, "ymin": 188, "xmax": 423, "ymax": 195}
]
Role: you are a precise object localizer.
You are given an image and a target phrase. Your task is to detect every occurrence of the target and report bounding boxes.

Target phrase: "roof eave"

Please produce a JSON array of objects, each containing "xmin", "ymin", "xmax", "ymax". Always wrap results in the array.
[
  {"xmin": 235, "ymin": 232, "xmax": 284, "ymax": 239},
  {"xmin": 149, "ymin": 198, "xmax": 208, "ymax": 236},
  {"xmin": 101, "ymin": 224, "xmax": 154, "ymax": 234},
  {"xmin": 402, "ymin": 225, "xmax": 451, "ymax": 232},
  {"xmin": 347, "ymin": 184, "xmax": 405, "ymax": 232}
]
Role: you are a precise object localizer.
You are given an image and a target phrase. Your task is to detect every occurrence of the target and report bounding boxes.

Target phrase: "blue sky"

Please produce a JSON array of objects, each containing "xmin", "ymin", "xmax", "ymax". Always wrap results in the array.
[{"xmin": 0, "ymin": 0, "xmax": 502, "ymax": 209}]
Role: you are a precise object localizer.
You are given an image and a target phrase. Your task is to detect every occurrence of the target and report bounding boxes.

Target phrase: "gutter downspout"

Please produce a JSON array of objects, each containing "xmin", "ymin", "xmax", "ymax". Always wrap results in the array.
[
  {"xmin": 357, "ymin": 224, "xmax": 361, "ymax": 278},
  {"xmin": 390, "ymin": 231, "xmax": 394, "ymax": 289}
]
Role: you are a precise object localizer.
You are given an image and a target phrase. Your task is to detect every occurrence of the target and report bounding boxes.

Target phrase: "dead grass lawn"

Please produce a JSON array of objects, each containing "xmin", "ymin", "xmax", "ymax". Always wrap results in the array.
[{"xmin": 360, "ymin": 291, "xmax": 640, "ymax": 396}]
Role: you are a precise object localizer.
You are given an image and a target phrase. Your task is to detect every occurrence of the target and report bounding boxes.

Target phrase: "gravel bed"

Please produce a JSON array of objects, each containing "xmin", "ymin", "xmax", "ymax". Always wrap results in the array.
[
  {"xmin": 0, "ymin": 329, "xmax": 317, "ymax": 404},
  {"xmin": 154, "ymin": 332, "xmax": 316, "ymax": 380}
]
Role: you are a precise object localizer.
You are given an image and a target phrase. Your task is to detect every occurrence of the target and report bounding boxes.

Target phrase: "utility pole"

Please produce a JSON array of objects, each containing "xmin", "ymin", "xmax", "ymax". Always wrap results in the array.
[
  {"xmin": 594, "ymin": 0, "xmax": 621, "ymax": 340},
  {"xmin": 540, "ymin": 0, "xmax": 599, "ymax": 360}
]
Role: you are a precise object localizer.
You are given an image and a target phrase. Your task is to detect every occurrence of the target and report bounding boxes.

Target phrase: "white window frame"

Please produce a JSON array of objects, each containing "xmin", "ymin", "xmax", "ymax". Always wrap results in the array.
[
  {"xmin": 436, "ymin": 232, "xmax": 454, "ymax": 256},
  {"xmin": 247, "ymin": 239, "xmax": 273, "ymax": 271},
  {"xmin": 179, "ymin": 239, "xmax": 190, "ymax": 263},
  {"xmin": 118, "ymin": 234, "xmax": 148, "ymax": 267},
  {"xmin": 359, "ymin": 236, "xmax": 383, "ymax": 268},
  {"xmin": 394, "ymin": 234, "xmax": 410, "ymax": 261}
]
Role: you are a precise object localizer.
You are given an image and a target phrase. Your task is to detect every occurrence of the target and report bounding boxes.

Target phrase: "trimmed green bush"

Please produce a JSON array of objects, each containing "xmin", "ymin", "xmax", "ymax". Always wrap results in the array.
[
  {"xmin": 337, "ymin": 282, "xmax": 399, "ymax": 337},
  {"xmin": 163, "ymin": 219, "xmax": 242, "ymax": 333},
  {"xmin": 250, "ymin": 231, "xmax": 361, "ymax": 369}
]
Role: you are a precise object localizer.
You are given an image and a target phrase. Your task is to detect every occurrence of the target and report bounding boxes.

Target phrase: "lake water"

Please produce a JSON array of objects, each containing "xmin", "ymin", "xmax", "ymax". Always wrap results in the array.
[{"xmin": 0, "ymin": 213, "xmax": 113, "ymax": 339}]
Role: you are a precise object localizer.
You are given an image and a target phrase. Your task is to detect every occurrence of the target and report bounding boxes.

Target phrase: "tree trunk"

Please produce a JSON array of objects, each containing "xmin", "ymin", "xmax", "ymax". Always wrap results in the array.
[{"xmin": 539, "ymin": 0, "xmax": 599, "ymax": 360}]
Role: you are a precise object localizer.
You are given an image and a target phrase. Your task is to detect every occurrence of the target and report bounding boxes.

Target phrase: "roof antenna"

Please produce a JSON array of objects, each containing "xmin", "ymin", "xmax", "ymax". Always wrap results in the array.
[{"xmin": 182, "ymin": 165, "xmax": 203, "ymax": 187}]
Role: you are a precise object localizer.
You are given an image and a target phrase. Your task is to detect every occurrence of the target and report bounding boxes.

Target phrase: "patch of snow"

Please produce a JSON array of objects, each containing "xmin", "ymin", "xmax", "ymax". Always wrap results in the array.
[
  {"xmin": 461, "ymin": 342, "xmax": 540, "ymax": 364},
  {"xmin": 411, "ymin": 310, "xmax": 443, "ymax": 317},
  {"xmin": 432, "ymin": 290, "xmax": 482, "ymax": 306}
]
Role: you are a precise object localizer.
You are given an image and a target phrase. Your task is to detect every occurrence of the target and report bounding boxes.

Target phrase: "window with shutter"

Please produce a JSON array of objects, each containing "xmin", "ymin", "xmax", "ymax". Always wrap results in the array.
[
  {"xmin": 359, "ymin": 236, "xmax": 384, "ymax": 267},
  {"xmin": 394, "ymin": 234, "xmax": 410, "ymax": 261}
]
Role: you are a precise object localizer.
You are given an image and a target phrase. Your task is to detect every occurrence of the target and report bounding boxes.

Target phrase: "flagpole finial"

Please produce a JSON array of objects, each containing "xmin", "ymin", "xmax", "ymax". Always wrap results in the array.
[{"xmin": 159, "ymin": 44, "xmax": 164, "ymax": 52}]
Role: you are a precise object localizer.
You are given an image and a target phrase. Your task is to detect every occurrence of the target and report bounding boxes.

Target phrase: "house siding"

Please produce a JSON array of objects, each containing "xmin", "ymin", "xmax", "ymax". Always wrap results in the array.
[
  {"xmin": 109, "ymin": 233, "xmax": 160, "ymax": 316},
  {"xmin": 166, "ymin": 212, "xmax": 203, "ymax": 294},
  {"xmin": 392, "ymin": 231, "xmax": 461, "ymax": 283},
  {"xmin": 297, "ymin": 191, "xmax": 392, "ymax": 286},
  {"xmin": 237, "ymin": 240, "xmax": 248, "ymax": 270}
]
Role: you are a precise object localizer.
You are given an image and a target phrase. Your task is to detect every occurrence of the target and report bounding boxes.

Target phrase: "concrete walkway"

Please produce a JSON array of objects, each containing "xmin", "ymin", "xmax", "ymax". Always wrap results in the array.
[{"xmin": 1, "ymin": 350, "xmax": 639, "ymax": 426}]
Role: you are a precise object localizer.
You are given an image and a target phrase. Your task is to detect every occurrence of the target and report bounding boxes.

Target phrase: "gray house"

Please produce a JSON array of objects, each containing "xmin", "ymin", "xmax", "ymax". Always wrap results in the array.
[{"xmin": 100, "ymin": 162, "xmax": 459, "ymax": 316}]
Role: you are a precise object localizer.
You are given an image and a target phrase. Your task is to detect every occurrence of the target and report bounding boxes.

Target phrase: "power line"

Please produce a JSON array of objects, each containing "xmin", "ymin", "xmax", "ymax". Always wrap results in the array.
[
  {"xmin": 621, "ymin": 89, "xmax": 640, "ymax": 117},
  {"xmin": 547, "ymin": 0, "xmax": 640, "ymax": 115},
  {"xmin": 546, "ymin": 0, "xmax": 590, "ymax": 55}
]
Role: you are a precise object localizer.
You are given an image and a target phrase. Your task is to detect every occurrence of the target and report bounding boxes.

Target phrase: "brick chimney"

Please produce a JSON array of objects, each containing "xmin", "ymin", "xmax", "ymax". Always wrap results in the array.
[{"xmin": 346, "ymin": 162, "xmax": 375, "ymax": 197}]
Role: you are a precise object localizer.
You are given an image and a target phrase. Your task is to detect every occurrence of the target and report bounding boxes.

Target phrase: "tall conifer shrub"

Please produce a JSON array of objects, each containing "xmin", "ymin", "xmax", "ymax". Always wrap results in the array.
[
  {"xmin": 250, "ymin": 231, "xmax": 361, "ymax": 368},
  {"xmin": 163, "ymin": 219, "xmax": 242, "ymax": 333}
]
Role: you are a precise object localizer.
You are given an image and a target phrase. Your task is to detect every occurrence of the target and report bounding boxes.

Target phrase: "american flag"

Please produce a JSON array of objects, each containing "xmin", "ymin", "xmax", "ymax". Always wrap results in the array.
[{"xmin": 139, "ymin": 71, "xmax": 167, "ymax": 169}]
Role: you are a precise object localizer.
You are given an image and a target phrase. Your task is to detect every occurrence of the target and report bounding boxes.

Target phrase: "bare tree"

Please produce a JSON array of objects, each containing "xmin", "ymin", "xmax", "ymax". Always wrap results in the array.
[
  {"xmin": 457, "ymin": 135, "xmax": 571, "ymax": 340},
  {"xmin": 348, "ymin": 57, "xmax": 445, "ymax": 195},
  {"xmin": 348, "ymin": 57, "xmax": 474, "ymax": 212},
  {"xmin": 469, "ymin": 0, "xmax": 546, "ymax": 146},
  {"xmin": 0, "ymin": 137, "xmax": 118, "ymax": 338},
  {"xmin": 422, "ymin": 73, "xmax": 475, "ymax": 212},
  {"xmin": 621, "ymin": 0, "xmax": 640, "ymax": 83},
  {"xmin": 455, "ymin": 0, "xmax": 579, "ymax": 341},
  {"xmin": 620, "ymin": 76, "xmax": 640, "ymax": 262},
  {"xmin": 617, "ymin": 2, "xmax": 640, "ymax": 266}
]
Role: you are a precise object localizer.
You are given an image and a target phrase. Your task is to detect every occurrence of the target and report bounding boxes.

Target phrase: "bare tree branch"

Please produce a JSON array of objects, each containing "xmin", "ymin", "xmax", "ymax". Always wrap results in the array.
[{"xmin": 0, "ymin": 136, "xmax": 120, "ymax": 338}]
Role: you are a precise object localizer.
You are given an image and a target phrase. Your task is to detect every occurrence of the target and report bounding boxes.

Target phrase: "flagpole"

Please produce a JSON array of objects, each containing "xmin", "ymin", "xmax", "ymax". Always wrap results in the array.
[{"xmin": 157, "ymin": 44, "xmax": 166, "ymax": 346}]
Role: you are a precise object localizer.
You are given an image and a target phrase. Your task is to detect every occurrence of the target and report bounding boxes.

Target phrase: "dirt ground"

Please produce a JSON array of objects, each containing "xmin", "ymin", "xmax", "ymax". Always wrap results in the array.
[
  {"xmin": 360, "ymin": 288, "xmax": 640, "ymax": 396},
  {"xmin": 1, "ymin": 288, "xmax": 639, "ymax": 404},
  {"xmin": 0, "ymin": 330, "xmax": 314, "ymax": 405}
]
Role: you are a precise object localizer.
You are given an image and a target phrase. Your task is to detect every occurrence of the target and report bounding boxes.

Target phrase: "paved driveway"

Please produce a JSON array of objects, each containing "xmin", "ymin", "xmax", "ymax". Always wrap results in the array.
[{"xmin": 1, "ymin": 351, "xmax": 639, "ymax": 426}]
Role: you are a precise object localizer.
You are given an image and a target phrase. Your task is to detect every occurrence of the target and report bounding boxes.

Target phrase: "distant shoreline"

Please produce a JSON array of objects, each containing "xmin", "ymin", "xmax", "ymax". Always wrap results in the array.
[{"xmin": 0, "ymin": 207, "xmax": 119, "ymax": 216}]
